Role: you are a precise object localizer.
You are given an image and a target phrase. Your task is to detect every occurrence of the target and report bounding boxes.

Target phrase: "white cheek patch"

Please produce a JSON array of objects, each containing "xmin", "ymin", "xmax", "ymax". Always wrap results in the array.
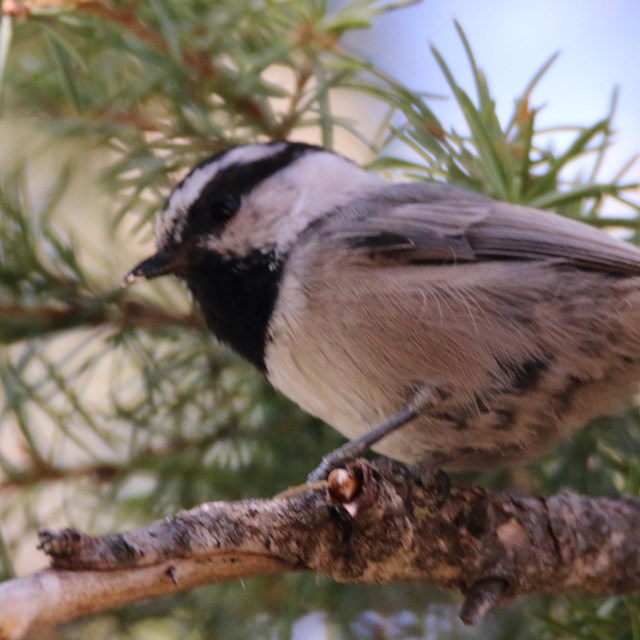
[{"xmin": 155, "ymin": 142, "xmax": 288, "ymax": 245}]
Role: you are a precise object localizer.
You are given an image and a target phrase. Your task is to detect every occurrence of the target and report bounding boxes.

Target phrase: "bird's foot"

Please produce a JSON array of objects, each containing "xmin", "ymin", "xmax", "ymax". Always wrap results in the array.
[{"xmin": 307, "ymin": 405, "xmax": 423, "ymax": 483}]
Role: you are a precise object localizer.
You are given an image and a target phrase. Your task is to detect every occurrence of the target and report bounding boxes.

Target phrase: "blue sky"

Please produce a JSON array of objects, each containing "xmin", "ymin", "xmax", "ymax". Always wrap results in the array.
[{"xmin": 348, "ymin": 0, "xmax": 640, "ymax": 199}]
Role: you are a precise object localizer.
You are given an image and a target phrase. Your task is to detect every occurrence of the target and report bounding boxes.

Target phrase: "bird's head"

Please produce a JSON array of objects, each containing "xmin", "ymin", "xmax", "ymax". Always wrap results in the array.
[{"xmin": 124, "ymin": 141, "xmax": 381, "ymax": 285}]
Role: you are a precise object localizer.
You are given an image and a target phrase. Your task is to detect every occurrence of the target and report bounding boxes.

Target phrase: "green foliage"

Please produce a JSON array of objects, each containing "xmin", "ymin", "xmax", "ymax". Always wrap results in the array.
[
  {"xmin": 533, "ymin": 596, "xmax": 640, "ymax": 640},
  {"xmin": 0, "ymin": 2, "xmax": 639, "ymax": 639},
  {"xmin": 370, "ymin": 22, "xmax": 639, "ymax": 223}
]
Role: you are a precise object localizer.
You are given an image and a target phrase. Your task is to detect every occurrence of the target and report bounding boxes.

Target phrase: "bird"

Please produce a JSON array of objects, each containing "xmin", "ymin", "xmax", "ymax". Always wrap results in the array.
[{"xmin": 124, "ymin": 140, "xmax": 640, "ymax": 479}]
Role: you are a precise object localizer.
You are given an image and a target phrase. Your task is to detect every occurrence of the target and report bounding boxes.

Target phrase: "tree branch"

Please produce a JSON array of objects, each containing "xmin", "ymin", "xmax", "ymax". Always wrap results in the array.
[
  {"xmin": 0, "ymin": 296, "xmax": 204, "ymax": 344},
  {"xmin": 1, "ymin": 459, "xmax": 639, "ymax": 639}
]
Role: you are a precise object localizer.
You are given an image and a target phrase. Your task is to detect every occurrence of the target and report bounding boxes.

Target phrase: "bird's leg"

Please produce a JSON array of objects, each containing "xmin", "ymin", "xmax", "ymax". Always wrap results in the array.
[{"xmin": 307, "ymin": 404, "xmax": 423, "ymax": 483}]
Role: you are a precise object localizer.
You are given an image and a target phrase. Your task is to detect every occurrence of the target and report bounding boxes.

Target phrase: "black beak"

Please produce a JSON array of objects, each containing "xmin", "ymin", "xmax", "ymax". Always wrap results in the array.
[{"xmin": 122, "ymin": 250, "xmax": 183, "ymax": 286}]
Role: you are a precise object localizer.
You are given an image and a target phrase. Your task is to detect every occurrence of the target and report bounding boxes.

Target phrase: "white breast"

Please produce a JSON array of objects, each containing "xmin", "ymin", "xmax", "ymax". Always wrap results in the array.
[{"xmin": 264, "ymin": 271, "xmax": 376, "ymax": 441}]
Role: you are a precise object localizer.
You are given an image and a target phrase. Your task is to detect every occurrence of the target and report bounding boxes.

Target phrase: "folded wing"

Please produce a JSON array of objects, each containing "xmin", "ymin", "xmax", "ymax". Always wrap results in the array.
[{"xmin": 329, "ymin": 183, "xmax": 640, "ymax": 274}]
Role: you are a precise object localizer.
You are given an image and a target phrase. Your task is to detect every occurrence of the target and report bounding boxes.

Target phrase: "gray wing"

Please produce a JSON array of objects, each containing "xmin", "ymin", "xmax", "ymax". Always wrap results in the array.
[{"xmin": 327, "ymin": 183, "xmax": 640, "ymax": 274}]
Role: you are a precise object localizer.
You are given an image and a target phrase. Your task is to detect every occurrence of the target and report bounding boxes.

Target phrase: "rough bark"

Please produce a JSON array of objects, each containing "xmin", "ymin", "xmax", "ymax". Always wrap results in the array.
[{"xmin": 1, "ymin": 459, "xmax": 639, "ymax": 639}]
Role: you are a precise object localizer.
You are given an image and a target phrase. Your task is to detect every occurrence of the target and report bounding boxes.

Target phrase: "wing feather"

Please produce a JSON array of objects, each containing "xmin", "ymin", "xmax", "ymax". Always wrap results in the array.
[{"xmin": 328, "ymin": 183, "xmax": 640, "ymax": 274}]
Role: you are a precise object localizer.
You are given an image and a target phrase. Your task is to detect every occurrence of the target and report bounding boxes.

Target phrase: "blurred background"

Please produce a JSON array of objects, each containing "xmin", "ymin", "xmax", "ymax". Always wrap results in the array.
[
  {"xmin": 357, "ymin": 0, "xmax": 640, "ymax": 188},
  {"xmin": 1, "ymin": 1, "xmax": 639, "ymax": 638}
]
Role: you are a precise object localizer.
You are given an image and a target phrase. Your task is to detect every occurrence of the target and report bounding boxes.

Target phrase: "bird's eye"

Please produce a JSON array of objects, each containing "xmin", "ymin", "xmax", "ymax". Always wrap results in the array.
[
  {"xmin": 218, "ymin": 194, "xmax": 240, "ymax": 219},
  {"xmin": 187, "ymin": 191, "xmax": 241, "ymax": 234}
]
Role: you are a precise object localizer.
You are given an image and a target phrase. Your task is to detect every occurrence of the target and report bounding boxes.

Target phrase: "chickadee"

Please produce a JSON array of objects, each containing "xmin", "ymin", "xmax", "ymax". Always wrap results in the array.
[{"xmin": 125, "ymin": 141, "xmax": 640, "ymax": 479}]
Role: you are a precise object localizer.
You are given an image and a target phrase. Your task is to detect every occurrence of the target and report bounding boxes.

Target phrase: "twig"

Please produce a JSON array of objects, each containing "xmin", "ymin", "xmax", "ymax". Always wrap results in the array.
[
  {"xmin": 0, "ymin": 297, "xmax": 204, "ymax": 344},
  {"xmin": 0, "ymin": 424, "xmax": 235, "ymax": 492}
]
